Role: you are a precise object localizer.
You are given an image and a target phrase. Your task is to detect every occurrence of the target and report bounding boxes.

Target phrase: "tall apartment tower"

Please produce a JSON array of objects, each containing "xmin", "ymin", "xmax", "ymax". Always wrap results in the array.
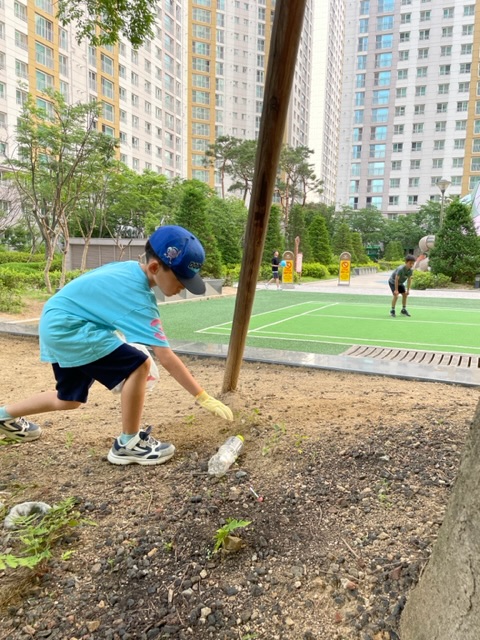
[
  {"xmin": 336, "ymin": 0, "xmax": 480, "ymax": 217},
  {"xmin": 0, "ymin": 0, "xmax": 312, "ymax": 209},
  {"xmin": 187, "ymin": 0, "xmax": 313, "ymax": 191},
  {"xmin": 309, "ymin": 0, "xmax": 346, "ymax": 205},
  {"xmin": 1, "ymin": 0, "xmax": 185, "ymax": 180}
]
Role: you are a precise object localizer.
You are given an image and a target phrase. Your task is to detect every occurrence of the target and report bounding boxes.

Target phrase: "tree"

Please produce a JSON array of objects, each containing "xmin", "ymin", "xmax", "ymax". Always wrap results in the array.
[
  {"xmin": 206, "ymin": 196, "xmax": 247, "ymax": 265},
  {"xmin": 400, "ymin": 399, "xmax": 480, "ymax": 640},
  {"xmin": 276, "ymin": 145, "xmax": 322, "ymax": 229},
  {"xmin": 262, "ymin": 204, "xmax": 283, "ymax": 264},
  {"xmin": 383, "ymin": 215, "xmax": 425, "ymax": 256},
  {"xmin": 429, "ymin": 199, "xmax": 480, "ymax": 283},
  {"xmin": 384, "ymin": 240, "xmax": 405, "ymax": 261},
  {"xmin": 308, "ymin": 214, "xmax": 332, "ymax": 264},
  {"xmin": 6, "ymin": 92, "xmax": 116, "ymax": 291},
  {"xmin": 348, "ymin": 207, "xmax": 385, "ymax": 246},
  {"xmin": 57, "ymin": 0, "xmax": 156, "ymax": 47},
  {"xmin": 227, "ymin": 140, "xmax": 257, "ymax": 202},
  {"xmin": 415, "ymin": 200, "xmax": 441, "ymax": 235},
  {"xmin": 175, "ymin": 181, "xmax": 223, "ymax": 278},
  {"xmin": 285, "ymin": 204, "xmax": 311, "ymax": 261},
  {"xmin": 203, "ymin": 136, "xmax": 241, "ymax": 198},
  {"xmin": 351, "ymin": 231, "xmax": 369, "ymax": 263},
  {"xmin": 332, "ymin": 222, "xmax": 354, "ymax": 257}
]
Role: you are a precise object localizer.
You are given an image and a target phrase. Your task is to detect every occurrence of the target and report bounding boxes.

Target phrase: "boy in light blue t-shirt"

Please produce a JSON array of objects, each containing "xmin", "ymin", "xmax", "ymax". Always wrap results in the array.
[{"xmin": 0, "ymin": 225, "xmax": 233, "ymax": 465}]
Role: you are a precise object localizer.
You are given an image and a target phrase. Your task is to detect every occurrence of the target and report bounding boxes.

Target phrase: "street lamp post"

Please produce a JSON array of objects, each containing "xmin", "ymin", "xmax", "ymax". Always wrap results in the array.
[{"xmin": 436, "ymin": 177, "xmax": 451, "ymax": 228}]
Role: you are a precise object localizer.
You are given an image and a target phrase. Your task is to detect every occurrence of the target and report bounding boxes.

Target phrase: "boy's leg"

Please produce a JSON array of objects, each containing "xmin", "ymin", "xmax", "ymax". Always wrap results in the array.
[
  {"xmin": 401, "ymin": 291, "xmax": 411, "ymax": 316},
  {"xmin": 93, "ymin": 345, "xmax": 175, "ymax": 466},
  {"xmin": 389, "ymin": 285, "xmax": 398, "ymax": 316},
  {"xmin": 120, "ymin": 358, "xmax": 149, "ymax": 435},
  {"xmin": 0, "ymin": 392, "xmax": 81, "ymax": 441}
]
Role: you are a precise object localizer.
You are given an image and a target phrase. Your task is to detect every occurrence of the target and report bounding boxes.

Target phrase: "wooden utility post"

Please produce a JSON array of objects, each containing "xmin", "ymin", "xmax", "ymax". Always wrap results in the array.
[{"xmin": 222, "ymin": 0, "xmax": 308, "ymax": 393}]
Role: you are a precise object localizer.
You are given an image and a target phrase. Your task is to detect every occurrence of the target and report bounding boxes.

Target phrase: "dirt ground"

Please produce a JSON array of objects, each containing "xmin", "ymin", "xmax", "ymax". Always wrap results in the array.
[{"xmin": 0, "ymin": 318, "xmax": 479, "ymax": 639}]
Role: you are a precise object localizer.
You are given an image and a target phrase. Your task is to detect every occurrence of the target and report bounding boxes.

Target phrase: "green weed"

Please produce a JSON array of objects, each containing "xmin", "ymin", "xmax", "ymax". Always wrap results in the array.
[
  {"xmin": 213, "ymin": 518, "xmax": 251, "ymax": 554},
  {"xmin": 0, "ymin": 497, "xmax": 94, "ymax": 571}
]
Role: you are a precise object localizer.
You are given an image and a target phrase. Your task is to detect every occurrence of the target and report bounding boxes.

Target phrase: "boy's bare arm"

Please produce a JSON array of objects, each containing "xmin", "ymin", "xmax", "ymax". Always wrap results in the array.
[
  {"xmin": 153, "ymin": 345, "xmax": 202, "ymax": 396},
  {"xmin": 153, "ymin": 345, "xmax": 234, "ymax": 420}
]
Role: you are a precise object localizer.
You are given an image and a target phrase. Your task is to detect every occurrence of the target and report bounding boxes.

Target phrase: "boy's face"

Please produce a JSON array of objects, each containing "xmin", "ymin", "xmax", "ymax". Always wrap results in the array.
[
  {"xmin": 145, "ymin": 260, "xmax": 185, "ymax": 297},
  {"xmin": 406, "ymin": 260, "xmax": 415, "ymax": 269}
]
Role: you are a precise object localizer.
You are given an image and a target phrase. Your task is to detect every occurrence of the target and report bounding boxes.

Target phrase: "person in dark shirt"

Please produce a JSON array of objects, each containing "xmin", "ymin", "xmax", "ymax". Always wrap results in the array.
[
  {"xmin": 265, "ymin": 251, "xmax": 281, "ymax": 290},
  {"xmin": 388, "ymin": 254, "xmax": 415, "ymax": 317}
]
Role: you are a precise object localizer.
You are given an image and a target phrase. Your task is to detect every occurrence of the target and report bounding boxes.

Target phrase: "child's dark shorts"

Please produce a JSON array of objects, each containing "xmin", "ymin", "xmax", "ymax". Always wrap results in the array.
[
  {"xmin": 389, "ymin": 282, "xmax": 406, "ymax": 294},
  {"xmin": 52, "ymin": 344, "xmax": 149, "ymax": 403}
]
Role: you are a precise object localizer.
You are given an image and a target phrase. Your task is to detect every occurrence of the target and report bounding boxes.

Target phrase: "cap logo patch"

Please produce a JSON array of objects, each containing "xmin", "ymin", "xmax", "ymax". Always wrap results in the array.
[{"xmin": 164, "ymin": 246, "xmax": 181, "ymax": 263}]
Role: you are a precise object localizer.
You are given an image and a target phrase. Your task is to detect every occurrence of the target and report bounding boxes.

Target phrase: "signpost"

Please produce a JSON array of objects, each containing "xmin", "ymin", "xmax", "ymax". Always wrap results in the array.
[
  {"xmin": 282, "ymin": 250, "xmax": 294, "ymax": 289},
  {"xmin": 338, "ymin": 251, "xmax": 351, "ymax": 286}
]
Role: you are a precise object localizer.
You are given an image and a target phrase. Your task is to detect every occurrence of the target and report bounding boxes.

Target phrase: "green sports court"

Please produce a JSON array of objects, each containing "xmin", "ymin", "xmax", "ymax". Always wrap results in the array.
[{"xmin": 160, "ymin": 290, "xmax": 480, "ymax": 358}]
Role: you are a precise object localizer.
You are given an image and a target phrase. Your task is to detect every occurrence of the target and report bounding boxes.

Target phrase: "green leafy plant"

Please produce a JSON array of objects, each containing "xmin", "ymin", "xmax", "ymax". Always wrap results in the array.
[
  {"xmin": 377, "ymin": 479, "xmax": 392, "ymax": 508},
  {"xmin": 262, "ymin": 423, "xmax": 286, "ymax": 456},
  {"xmin": 0, "ymin": 497, "xmax": 94, "ymax": 571},
  {"xmin": 213, "ymin": 518, "xmax": 251, "ymax": 554}
]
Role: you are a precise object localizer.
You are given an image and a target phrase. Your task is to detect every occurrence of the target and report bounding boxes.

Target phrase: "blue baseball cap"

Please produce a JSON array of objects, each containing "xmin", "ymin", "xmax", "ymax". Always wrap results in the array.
[{"xmin": 148, "ymin": 225, "xmax": 206, "ymax": 295}]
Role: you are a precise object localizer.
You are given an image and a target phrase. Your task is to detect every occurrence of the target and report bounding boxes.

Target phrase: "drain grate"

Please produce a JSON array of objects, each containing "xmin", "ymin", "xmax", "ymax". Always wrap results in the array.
[{"xmin": 342, "ymin": 345, "xmax": 480, "ymax": 369}]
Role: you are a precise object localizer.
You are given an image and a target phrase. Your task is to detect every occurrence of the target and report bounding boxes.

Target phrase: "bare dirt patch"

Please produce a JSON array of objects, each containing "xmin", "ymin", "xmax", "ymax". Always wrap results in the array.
[{"xmin": 0, "ymin": 332, "xmax": 479, "ymax": 640}]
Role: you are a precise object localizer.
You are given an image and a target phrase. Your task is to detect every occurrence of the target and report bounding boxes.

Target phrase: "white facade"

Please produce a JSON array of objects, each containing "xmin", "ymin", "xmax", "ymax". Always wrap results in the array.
[
  {"xmin": 309, "ymin": 0, "xmax": 346, "ymax": 205},
  {"xmin": 336, "ymin": 0, "xmax": 478, "ymax": 216}
]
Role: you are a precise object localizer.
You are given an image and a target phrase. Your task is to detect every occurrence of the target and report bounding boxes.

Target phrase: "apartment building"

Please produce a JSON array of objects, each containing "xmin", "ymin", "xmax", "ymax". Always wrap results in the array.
[
  {"xmin": 336, "ymin": 0, "xmax": 480, "ymax": 217},
  {"xmin": 310, "ymin": 0, "xmax": 346, "ymax": 205},
  {"xmin": 187, "ymin": 0, "xmax": 313, "ymax": 192},
  {"xmin": 0, "ymin": 0, "xmax": 312, "ymax": 209}
]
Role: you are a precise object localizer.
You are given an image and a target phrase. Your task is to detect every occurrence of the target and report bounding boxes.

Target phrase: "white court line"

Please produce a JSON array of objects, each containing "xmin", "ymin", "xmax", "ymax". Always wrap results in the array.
[
  {"xmin": 196, "ymin": 300, "xmax": 322, "ymax": 334},
  {"xmin": 313, "ymin": 302, "xmax": 480, "ymax": 313},
  {"xmin": 249, "ymin": 303, "xmax": 338, "ymax": 334},
  {"xmin": 301, "ymin": 313, "xmax": 480, "ymax": 327},
  {"xmin": 236, "ymin": 330, "xmax": 480, "ymax": 353}
]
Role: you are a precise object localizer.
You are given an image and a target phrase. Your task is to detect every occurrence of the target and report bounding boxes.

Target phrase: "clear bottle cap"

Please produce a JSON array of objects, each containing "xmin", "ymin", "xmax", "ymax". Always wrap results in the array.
[{"xmin": 236, "ymin": 434, "xmax": 244, "ymax": 442}]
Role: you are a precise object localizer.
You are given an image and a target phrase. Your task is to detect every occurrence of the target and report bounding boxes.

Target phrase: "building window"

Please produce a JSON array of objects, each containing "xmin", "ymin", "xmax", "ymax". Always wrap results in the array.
[
  {"xmin": 35, "ymin": 42, "xmax": 54, "ymax": 68},
  {"xmin": 35, "ymin": 14, "xmax": 53, "ymax": 41}
]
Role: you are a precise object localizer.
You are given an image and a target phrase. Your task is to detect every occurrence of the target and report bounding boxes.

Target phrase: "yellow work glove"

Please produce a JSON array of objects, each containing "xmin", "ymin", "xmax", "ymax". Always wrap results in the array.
[{"xmin": 195, "ymin": 390, "xmax": 234, "ymax": 421}]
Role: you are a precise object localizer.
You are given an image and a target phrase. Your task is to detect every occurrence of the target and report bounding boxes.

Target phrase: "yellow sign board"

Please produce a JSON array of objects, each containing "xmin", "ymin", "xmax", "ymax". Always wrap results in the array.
[
  {"xmin": 338, "ymin": 252, "xmax": 351, "ymax": 286},
  {"xmin": 282, "ymin": 259, "xmax": 294, "ymax": 284}
]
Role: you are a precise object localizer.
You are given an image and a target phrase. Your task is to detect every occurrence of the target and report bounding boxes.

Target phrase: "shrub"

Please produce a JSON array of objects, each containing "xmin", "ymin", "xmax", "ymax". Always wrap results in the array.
[
  {"xmin": 411, "ymin": 271, "xmax": 451, "ymax": 290},
  {"xmin": 300, "ymin": 263, "xmax": 330, "ymax": 279},
  {"xmin": 378, "ymin": 260, "xmax": 405, "ymax": 272},
  {"xmin": 0, "ymin": 285, "xmax": 23, "ymax": 313}
]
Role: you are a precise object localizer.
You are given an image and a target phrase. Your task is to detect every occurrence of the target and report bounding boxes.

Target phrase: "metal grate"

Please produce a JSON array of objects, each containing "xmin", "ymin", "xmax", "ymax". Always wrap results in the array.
[{"xmin": 342, "ymin": 345, "xmax": 480, "ymax": 369}]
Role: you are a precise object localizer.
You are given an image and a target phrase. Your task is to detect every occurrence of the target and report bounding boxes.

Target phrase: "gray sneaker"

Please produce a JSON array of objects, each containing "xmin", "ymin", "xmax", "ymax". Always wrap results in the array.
[
  {"xmin": 0, "ymin": 417, "xmax": 42, "ymax": 441},
  {"xmin": 107, "ymin": 426, "xmax": 175, "ymax": 465}
]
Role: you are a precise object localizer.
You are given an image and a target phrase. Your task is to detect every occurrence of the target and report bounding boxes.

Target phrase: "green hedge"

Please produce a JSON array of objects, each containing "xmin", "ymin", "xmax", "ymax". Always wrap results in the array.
[
  {"xmin": 0, "ymin": 251, "xmax": 47, "ymax": 264},
  {"xmin": 0, "ymin": 268, "xmax": 83, "ymax": 291}
]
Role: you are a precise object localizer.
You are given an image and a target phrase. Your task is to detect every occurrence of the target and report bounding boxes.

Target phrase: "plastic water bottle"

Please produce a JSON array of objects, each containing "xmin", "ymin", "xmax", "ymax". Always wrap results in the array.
[{"xmin": 208, "ymin": 435, "xmax": 244, "ymax": 477}]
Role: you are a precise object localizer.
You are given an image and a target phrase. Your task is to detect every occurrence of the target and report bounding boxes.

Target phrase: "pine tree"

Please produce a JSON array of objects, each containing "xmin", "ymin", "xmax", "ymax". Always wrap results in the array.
[
  {"xmin": 285, "ymin": 203, "xmax": 311, "ymax": 260},
  {"xmin": 429, "ymin": 199, "xmax": 480, "ymax": 283},
  {"xmin": 332, "ymin": 222, "xmax": 354, "ymax": 257},
  {"xmin": 175, "ymin": 182, "xmax": 223, "ymax": 278},
  {"xmin": 384, "ymin": 240, "xmax": 404, "ymax": 261},
  {"xmin": 308, "ymin": 214, "xmax": 332, "ymax": 264},
  {"xmin": 262, "ymin": 204, "xmax": 284, "ymax": 264}
]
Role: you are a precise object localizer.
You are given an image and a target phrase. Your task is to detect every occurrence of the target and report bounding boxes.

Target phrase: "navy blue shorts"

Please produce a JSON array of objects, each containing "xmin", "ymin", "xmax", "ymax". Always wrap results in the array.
[
  {"xmin": 389, "ymin": 282, "xmax": 406, "ymax": 294},
  {"xmin": 52, "ymin": 343, "xmax": 149, "ymax": 403}
]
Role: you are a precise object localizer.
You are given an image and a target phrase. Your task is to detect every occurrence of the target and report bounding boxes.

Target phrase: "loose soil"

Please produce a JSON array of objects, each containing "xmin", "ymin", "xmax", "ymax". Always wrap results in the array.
[{"xmin": 0, "ymin": 322, "xmax": 479, "ymax": 640}]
